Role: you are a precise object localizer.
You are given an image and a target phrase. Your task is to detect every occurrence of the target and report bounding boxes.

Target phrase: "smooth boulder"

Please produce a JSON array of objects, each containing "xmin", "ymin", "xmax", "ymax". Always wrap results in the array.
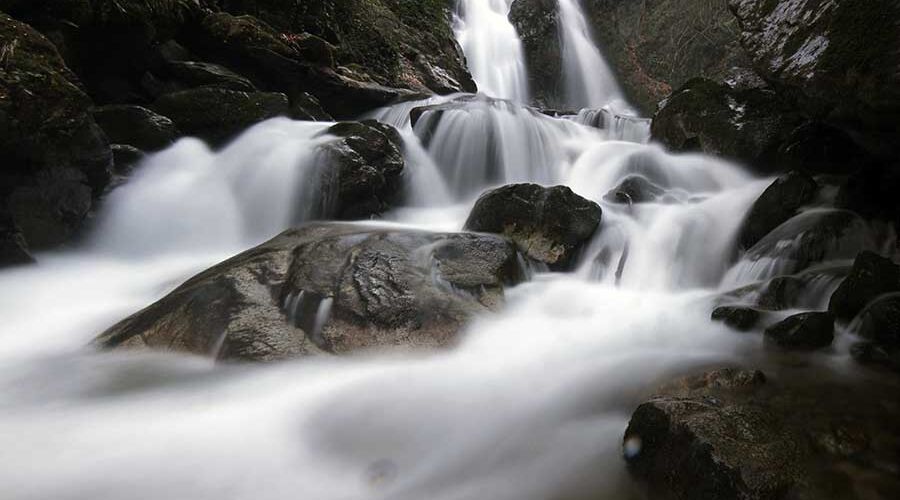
[
  {"xmin": 93, "ymin": 223, "xmax": 522, "ymax": 361},
  {"xmin": 91, "ymin": 105, "xmax": 178, "ymax": 151},
  {"xmin": 711, "ymin": 305, "xmax": 761, "ymax": 331},
  {"xmin": 737, "ymin": 171, "xmax": 819, "ymax": 250},
  {"xmin": 464, "ymin": 183, "xmax": 602, "ymax": 270},
  {"xmin": 764, "ymin": 312, "xmax": 835, "ymax": 350},
  {"xmin": 829, "ymin": 252, "xmax": 900, "ymax": 322}
]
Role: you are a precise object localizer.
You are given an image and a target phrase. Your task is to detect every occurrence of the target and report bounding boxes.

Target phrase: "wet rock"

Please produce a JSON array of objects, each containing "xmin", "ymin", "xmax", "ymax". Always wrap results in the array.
[
  {"xmin": 836, "ymin": 162, "xmax": 900, "ymax": 228},
  {"xmin": 93, "ymin": 223, "xmax": 521, "ymax": 361},
  {"xmin": 651, "ymin": 78, "xmax": 802, "ymax": 172},
  {"xmin": 464, "ymin": 183, "xmax": 602, "ymax": 270},
  {"xmin": 153, "ymin": 87, "xmax": 289, "ymax": 144},
  {"xmin": 729, "ymin": 0, "xmax": 900, "ymax": 154},
  {"xmin": 603, "ymin": 175, "xmax": 664, "ymax": 204},
  {"xmin": 737, "ymin": 171, "xmax": 819, "ymax": 250},
  {"xmin": 776, "ymin": 122, "xmax": 871, "ymax": 175},
  {"xmin": 109, "ymin": 144, "xmax": 145, "ymax": 176},
  {"xmin": 509, "ymin": 0, "xmax": 562, "ymax": 107},
  {"xmin": 850, "ymin": 342, "xmax": 900, "ymax": 373},
  {"xmin": 764, "ymin": 312, "xmax": 835, "ymax": 350},
  {"xmin": 6, "ymin": 167, "xmax": 93, "ymax": 249},
  {"xmin": 856, "ymin": 295, "xmax": 900, "ymax": 349},
  {"xmin": 162, "ymin": 60, "xmax": 256, "ymax": 93},
  {"xmin": 756, "ymin": 276, "xmax": 806, "ymax": 311},
  {"xmin": 625, "ymin": 367, "xmax": 900, "ymax": 500},
  {"xmin": 711, "ymin": 306, "xmax": 761, "ymax": 331},
  {"xmin": 829, "ymin": 252, "xmax": 900, "ymax": 322},
  {"xmin": 0, "ymin": 211, "xmax": 34, "ymax": 268},
  {"xmin": 584, "ymin": 0, "xmax": 750, "ymax": 114},
  {"xmin": 290, "ymin": 92, "xmax": 332, "ymax": 122},
  {"xmin": 316, "ymin": 120, "xmax": 405, "ymax": 220},
  {"xmin": 91, "ymin": 105, "xmax": 178, "ymax": 151}
]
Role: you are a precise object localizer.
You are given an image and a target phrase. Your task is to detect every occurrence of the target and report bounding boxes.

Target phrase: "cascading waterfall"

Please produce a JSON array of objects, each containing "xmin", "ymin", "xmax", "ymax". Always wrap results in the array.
[
  {"xmin": 0, "ymin": 6, "xmax": 887, "ymax": 500},
  {"xmin": 454, "ymin": 0, "xmax": 530, "ymax": 102},
  {"xmin": 557, "ymin": 0, "xmax": 628, "ymax": 110}
]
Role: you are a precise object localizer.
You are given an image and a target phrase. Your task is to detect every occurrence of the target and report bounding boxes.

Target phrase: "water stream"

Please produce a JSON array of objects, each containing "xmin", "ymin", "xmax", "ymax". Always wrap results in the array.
[{"xmin": 0, "ymin": 2, "xmax": 880, "ymax": 499}]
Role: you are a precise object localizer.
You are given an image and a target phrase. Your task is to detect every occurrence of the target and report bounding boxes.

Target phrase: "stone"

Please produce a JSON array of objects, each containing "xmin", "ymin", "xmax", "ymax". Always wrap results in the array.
[
  {"xmin": 91, "ymin": 105, "xmax": 178, "ymax": 151},
  {"xmin": 711, "ymin": 306, "xmax": 761, "ymax": 331},
  {"xmin": 829, "ymin": 251, "xmax": 900, "ymax": 322},
  {"xmin": 764, "ymin": 312, "xmax": 835, "ymax": 350},
  {"xmin": 737, "ymin": 171, "xmax": 819, "ymax": 250}
]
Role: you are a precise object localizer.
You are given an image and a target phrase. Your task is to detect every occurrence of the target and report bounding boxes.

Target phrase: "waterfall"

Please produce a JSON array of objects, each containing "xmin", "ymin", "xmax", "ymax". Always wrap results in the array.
[
  {"xmin": 557, "ymin": 0, "xmax": 628, "ymax": 110},
  {"xmin": 454, "ymin": 0, "xmax": 530, "ymax": 102}
]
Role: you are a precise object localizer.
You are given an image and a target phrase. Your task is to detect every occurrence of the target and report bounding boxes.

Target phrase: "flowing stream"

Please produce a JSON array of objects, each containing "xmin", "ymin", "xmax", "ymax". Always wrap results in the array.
[{"xmin": 0, "ymin": 2, "xmax": 880, "ymax": 500}]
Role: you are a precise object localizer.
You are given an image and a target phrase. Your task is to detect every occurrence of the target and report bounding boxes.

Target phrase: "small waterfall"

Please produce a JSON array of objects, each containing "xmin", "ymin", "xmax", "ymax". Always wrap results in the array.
[
  {"xmin": 557, "ymin": 0, "xmax": 627, "ymax": 109},
  {"xmin": 454, "ymin": 0, "xmax": 530, "ymax": 102}
]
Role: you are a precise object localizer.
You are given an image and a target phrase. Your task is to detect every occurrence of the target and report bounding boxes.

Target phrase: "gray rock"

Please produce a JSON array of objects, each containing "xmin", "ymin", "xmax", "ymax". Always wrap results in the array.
[
  {"xmin": 93, "ymin": 223, "xmax": 522, "ymax": 361},
  {"xmin": 829, "ymin": 252, "xmax": 900, "ymax": 322},
  {"xmin": 711, "ymin": 305, "xmax": 761, "ymax": 331},
  {"xmin": 764, "ymin": 312, "xmax": 834, "ymax": 350},
  {"xmin": 91, "ymin": 105, "xmax": 178, "ymax": 151},
  {"xmin": 737, "ymin": 171, "xmax": 819, "ymax": 250}
]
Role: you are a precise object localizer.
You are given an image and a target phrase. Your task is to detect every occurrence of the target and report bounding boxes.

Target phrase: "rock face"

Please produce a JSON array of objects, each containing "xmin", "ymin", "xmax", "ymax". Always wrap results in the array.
[
  {"xmin": 651, "ymin": 78, "xmax": 802, "ymax": 172},
  {"xmin": 729, "ymin": 0, "xmax": 900, "ymax": 155},
  {"xmin": 464, "ymin": 183, "xmax": 602, "ymax": 270},
  {"xmin": 93, "ymin": 223, "xmax": 522, "ymax": 361},
  {"xmin": 509, "ymin": 0, "xmax": 561, "ymax": 108},
  {"xmin": 625, "ymin": 368, "xmax": 900, "ymax": 500},
  {"xmin": 317, "ymin": 120, "xmax": 405, "ymax": 220},
  {"xmin": 737, "ymin": 171, "xmax": 819, "ymax": 250},
  {"xmin": 829, "ymin": 252, "xmax": 900, "ymax": 322},
  {"xmin": 0, "ymin": 13, "xmax": 111, "ymax": 254},
  {"xmin": 584, "ymin": 0, "xmax": 750, "ymax": 114},
  {"xmin": 764, "ymin": 312, "xmax": 835, "ymax": 350}
]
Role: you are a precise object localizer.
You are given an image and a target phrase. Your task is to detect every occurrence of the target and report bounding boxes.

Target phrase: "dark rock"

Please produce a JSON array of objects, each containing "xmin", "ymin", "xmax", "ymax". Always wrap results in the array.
[
  {"xmin": 584, "ymin": 0, "xmax": 750, "ymax": 114},
  {"xmin": 110, "ymin": 144, "xmax": 145, "ymax": 176},
  {"xmin": 711, "ymin": 306, "xmax": 761, "ymax": 331},
  {"xmin": 7, "ymin": 167, "xmax": 93, "ymax": 249},
  {"xmin": 776, "ymin": 122, "xmax": 871, "ymax": 175},
  {"xmin": 836, "ymin": 162, "xmax": 900, "ymax": 228},
  {"xmin": 0, "ymin": 210, "xmax": 34, "ymax": 268},
  {"xmin": 509, "ymin": 0, "xmax": 562, "ymax": 108},
  {"xmin": 737, "ymin": 171, "xmax": 819, "ymax": 250},
  {"xmin": 850, "ymin": 341, "xmax": 900, "ymax": 373},
  {"xmin": 625, "ymin": 367, "xmax": 900, "ymax": 500},
  {"xmin": 163, "ymin": 60, "xmax": 256, "ymax": 92},
  {"xmin": 464, "ymin": 183, "xmax": 602, "ymax": 270},
  {"xmin": 765, "ymin": 312, "xmax": 835, "ymax": 350},
  {"xmin": 603, "ymin": 175, "xmax": 665, "ymax": 204},
  {"xmin": 757, "ymin": 276, "xmax": 806, "ymax": 311},
  {"xmin": 829, "ymin": 252, "xmax": 900, "ymax": 322},
  {"xmin": 93, "ymin": 223, "xmax": 521, "ymax": 361},
  {"xmin": 289, "ymin": 92, "xmax": 332, "ymax": 121},
  {"xmin": 316, "ymin": 120, "xmax": 405, "ymax": 220},
  {"xmin": 651, "ymin": 78, "xmax": 802, "ymax": 172},
  {"xmin": 153, "ymin": 87, "xmax": 289, "ymax": 144},
  {"xmin": 857, "ymin": 295, "xmax": 900, "ymax": 348},
  {"xmin": 729, "ymin": 0, "xmax": 900, "ymax": 156},
  {"xmin": 91, "ymin": 105, "xmax": 178, "ymax": 151}
]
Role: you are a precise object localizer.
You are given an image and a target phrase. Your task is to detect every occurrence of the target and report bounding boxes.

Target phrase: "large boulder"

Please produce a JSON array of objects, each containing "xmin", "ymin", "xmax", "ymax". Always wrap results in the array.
[
  {"xmin": 0, "ymin": 12, "xmax": 111, "ymax": 251},
  {"xmin": 316, "ymin": 120, "xmax": 405, "ymax": 220},
  {"xmin": 91, "ymin": 105, "xmax": 178, "ymax": 151},
  {"xmin": 736, "ymin": 171, "xmax": 819, "ymax": 250},
  {"xmin": 624, "ymin": 368, "xmax": 900, "ymax": 499},
  {"xmin": 651, "ymin": 78, "xmax": 802, "ymax": 172},
  {"xmin": 764, "ymin": 311, "xmax": 835, "ymax": 350},
  {"xmin": 729, "ymin": 0, "xmax": 900, "ymax": 156},
  {"xmin": 152, "ymin": 87, "xmax": 289, "ymax": 144},
  {"xmin": 829, "ymin": 252, "xmax": 900, "ymax": 322},
  {"xmin": 93, "ymin": 223, "xmax": 522, "ymax": 361},
  {"xmin": 464, "ymin": 183, "xmax": 602, "ymax": 270},
  {"xmin": 584, "ymin": 0, "xmax": 750, "ymax": 114},
  {"xmin": 509, "ymin": 0, "xmax": 562, "ymax": 108}
]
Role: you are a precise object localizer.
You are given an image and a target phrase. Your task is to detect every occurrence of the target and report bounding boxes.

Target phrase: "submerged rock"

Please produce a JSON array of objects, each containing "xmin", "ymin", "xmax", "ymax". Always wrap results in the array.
[
  {"xmin": 625, "ymin": 367, "xmax": 900, "ymax": 499},
  {"xmin": 603, "ymin": 175, "xmax": 665, "ymax": 204},
  {"xmin": 316, "ymin": 120, "xmax": 405, "ymax": 220},
  {"xmin": 737, "ymin": 171, "xmax": 819, "ymax": 250},
  {"xmin": 829, "ymin": 252, "xmax": 900, "ymax": 322},
  {"xmin": 93, "ymin": 223, "xmax": 521, "ymax": 361},
  {"xmin": 764, "ymin": 312, "xmax": 835, "ymax": 350},
  {"xmin": 464, "ymin": 183, "xmax": 602, "ymax": 270}
]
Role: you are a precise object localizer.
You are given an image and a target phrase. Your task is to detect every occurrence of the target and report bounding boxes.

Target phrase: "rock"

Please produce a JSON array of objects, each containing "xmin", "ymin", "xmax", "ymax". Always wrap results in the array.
[
  {"xmin": 464, "ymin": 183, "xmax": 602, "ymax": 270},
  {"xmin": 603, "ymin": 175, "xmax": 665, "ymax": 204},
  {"xmin": 651, "ymin": 78, "xmax": 802, "ymax": 172},
  {"xmin": 91, "ymin": 105, "xmax": 178, "ymax": 151},
  {"xmin": 109, "ymin": 144, "xmax": 145, "ymax": 176},
  {"xmin": 829, "ymin": 252, "xmax": 900, "ymax": 322},
  {"xmin": 93, "ymin": 223, "xmax": 521, "ymax": 361},
  {"xmin": 289, "ymin": 92, "xmax": 332, "ymax": 121},
  {"xmin": 0, "ymin": 210, "xmax": 34, "ymax": 268},
  {"xmin": 850, "ymin": 342, "xmax": 900, "ymax": 373},
  {"xmin": 856, "ymin": 295, "xmax": 900, "ymax": 349},
  {"xmin": 162, "ymin": 60, "xmax": 256, "ymax": 92},
  {"xmin": 153, "ymin": 87, "xmax": 289, "ymax": 144},
  {"xmin": 711, "ymin": 306, "xmax": 761, "ymax": 331},
  {"xmin": 729, "ymin": 0, "xmax": 900, "ymax": 155},
  {"xmin": 764, "ymin": 312, "xmax": 835, "ymax": 350},
  {"xmin": 756, "ymin": 276, "xmax": 807, "ymax": 311},
  {"xmin": 776, "ymin": 122, "xmax": 871, "ymax": 175},
  {"xmin": 836, "ymin": 162, "xmax": 900, "ymax": 228},
  {"xmin": 509, "ymin": 0, "xmax": 562, "ymax": 108},
  {"xmin": 0, "ymin": 13, "xmax": 111, "ymax": 250},
  {"xmin": 737, "ymin": 171, "xmax": 819, "ymax": 250},
  {"xmin": 316, "ymin": 120, "xmax": 405, "ymax": 220},
  {"xmin": 624, "ymin": 367, "xmax": 900, "ymax": 500},
  {"xmin": 584, "ymin": 0, "xmax": 750, "ymax": 114}
]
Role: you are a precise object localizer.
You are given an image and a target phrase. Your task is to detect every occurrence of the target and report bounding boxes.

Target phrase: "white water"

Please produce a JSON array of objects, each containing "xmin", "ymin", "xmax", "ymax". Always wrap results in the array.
[
  {"xmin": 454, "ymin": 0, "xmax": 530, "ymax": 102},
  {"xmin": 558, "ymin": 0, "xmax": 628, "ymax": 110},
  {"xmin": 0, "ymin": 6, "xmax": 879, "ymax": 500}
]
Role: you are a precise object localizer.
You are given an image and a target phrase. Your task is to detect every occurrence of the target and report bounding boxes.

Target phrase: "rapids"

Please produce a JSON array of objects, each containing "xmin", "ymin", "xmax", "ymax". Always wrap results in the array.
[{"xmin": 0, "ymin": 2, "xmax": 882, "ymax": 500}]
